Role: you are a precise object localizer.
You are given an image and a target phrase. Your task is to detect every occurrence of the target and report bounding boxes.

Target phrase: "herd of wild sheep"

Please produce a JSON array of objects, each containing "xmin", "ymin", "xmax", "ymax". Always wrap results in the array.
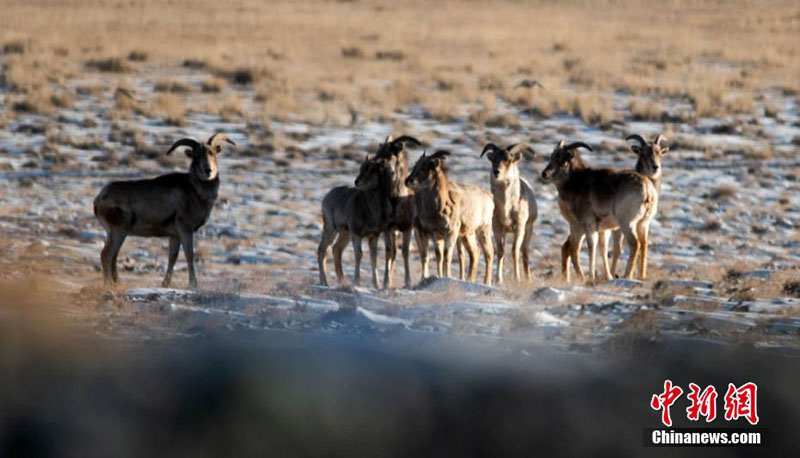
[{"xmin": 93, "ymin": 132, "xmax": 668, "ymax": 290}]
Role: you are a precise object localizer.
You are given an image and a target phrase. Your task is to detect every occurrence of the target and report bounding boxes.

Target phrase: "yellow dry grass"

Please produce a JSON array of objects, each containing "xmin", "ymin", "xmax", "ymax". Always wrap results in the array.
[{"xmin": 1, "ymin": 0, "xmax": 799, "ymax": 122}]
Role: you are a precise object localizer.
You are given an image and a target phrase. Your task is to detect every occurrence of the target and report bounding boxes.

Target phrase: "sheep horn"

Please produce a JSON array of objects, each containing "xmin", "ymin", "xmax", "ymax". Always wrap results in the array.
[
  {"xmin": 207, "ymin": 133, "xmax": 236, "ymax": 147},
  {"xmin": 507, "ymin": 143, "xmax": 536, "ymax": 157},
  {"xmin": 625, "ymin": 134, "xmax": 647, "ymax": 148},
  {"xmin": 654, "ymin": 134, "xmax": 667, "ymax": 146},
  {"xmin": 565, "ymin": 142, "xmax": 593, "ymax": 152},
  {"xmin": 166, "ymin": 138, "xmax": 200, "ymax": 155},
  {"xmin": 430, "ymin": 149, "xmax": 451, "ymax": 160},
  {"xmin": 480, "ymin": 142, "xmax": 504, "ymax": 158},
  {"xmin": 391, "ymin": 135, "xmax": 422, "ymax": 147}
]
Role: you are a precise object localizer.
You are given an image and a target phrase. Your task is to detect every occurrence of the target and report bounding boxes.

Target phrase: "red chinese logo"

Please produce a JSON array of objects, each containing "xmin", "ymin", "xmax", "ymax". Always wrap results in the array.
[
  {"xmin": 651, "ymin": 381, "xmax": 759, "ymax": 426},
  {"xmin": 724, "ymin": 382, "xmax": 759, "ymax": 425},
  {"xmin": 650, "ymin": 379, "xmax": 683, "ymax": 427},
  {"xmin": 686, "ymin": 383, "xmax": 717, "ymax": 422}
]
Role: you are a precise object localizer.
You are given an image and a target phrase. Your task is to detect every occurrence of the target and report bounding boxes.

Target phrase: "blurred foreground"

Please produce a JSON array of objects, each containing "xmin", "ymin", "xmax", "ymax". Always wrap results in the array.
[{"xmin": 1, "ymin": 281, "xmax": 798, "ymax": 457}]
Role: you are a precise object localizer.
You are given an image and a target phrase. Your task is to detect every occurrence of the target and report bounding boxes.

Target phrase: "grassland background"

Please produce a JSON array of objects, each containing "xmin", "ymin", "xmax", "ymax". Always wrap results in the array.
[{"xmin": 2, "ymin": 0, "xmax": 799, "ymax": 124}]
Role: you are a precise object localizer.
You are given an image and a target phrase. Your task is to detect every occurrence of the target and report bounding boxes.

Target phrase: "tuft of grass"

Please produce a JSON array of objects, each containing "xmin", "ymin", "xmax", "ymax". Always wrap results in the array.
[
  {"xmin": 154, "ymin": 79, "xmax": 193, "ymax": 94},
  {"xmin": 374, "ymin": 50, "xmax": 405, "ymax": 61},
  {"xmin": 422, "ymin": 93, "xmax": 461, "ymax": 122},
  {"xmin": 127, "ymin": 50, "xmax": 148, "ymax": 62},
  {"xmin": 49, "ymin": 90, "xmax": 74, "ymax": 109},
  {"xmin": 629, "ymin": 98, "xmax": 664, "ymax": 121},
  {"xmin": 11, "ymin": 89, "xmax": 73, "ymax": 114},
  {"xmin": 3, "ymin": 40, "xmax": 27, "ymax": 54},
  {"xmin": 182, "ymin": 58, "xmax": 207, "ymax": 69},
  {"xmin": 216, "ymin": 67, "xmax": 269, "ymax": 86},
  {"xmin": 200, "ymin": 77, "xmax": 226, "ymax": 93},
  {"xmin": 709, "ymin": 183, "xmax": 738, "ymax": 201},
  {"xmin": 341, "ymin": 46, "xmax": 366, "ymax": 59},
  {"xmin": 219, "ymin": 96, "xmax": 244, "ymax": 122},
  {"xmin": 113, "ymin": 85, "xmax": 138, "ymax": 112},
  {"xmin": 86, "ymin": 57, "xmax": 130, "ymax": 73},
  {"xmin": 153, "ymin": 93, "xmax": 186, "ymax": 126},
  {"xmin": 701, "ymin": 219, "xmax": 722, "ymax": 232},
  {"xmin": 784, "ymin": 281, "xmax": 800, "ymax": 298}
]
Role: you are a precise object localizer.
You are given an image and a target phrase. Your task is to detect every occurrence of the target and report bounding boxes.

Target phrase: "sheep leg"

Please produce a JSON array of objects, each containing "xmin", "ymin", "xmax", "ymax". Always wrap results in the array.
[
  {"xmin": 332, "ymin": 229, "xmax": 349, "ymax": 284},
  {"xmin": 383, "ymin": 231, "xmax": 397, "ymax": 289},
  {"xmin": 457, "ymin": 238, "xmax": 466, "ymax": 281},
  {"xmin": 101, "ymin": 230, "xmax": 126, "ymax": 284},
  {"xmin": 478, "ymin": 226, "xmax": 494, "ymax": 286},
  {"xmin": 637, "ymin": 222, "xmax": 650, "ymax": 280},
  {"xmin": 444, "ymin": 230, "xmax": 459, "ymax": 279},
  {"xmin": 462, "ymin": 234, "xmax": 480, "ymax": 283},
  {"xmin": 178, "ymin": 231, "xmax": 197, "ymax": 288},
  {"xmin": 368, "ymin": 235, "xmax": 380, "ymax": 289},
  {"xmin": 568, "ymin": 232, "xmax": 585, "ymax": 282},
  {"xmin": 610, "ymin": 230, "xmax": 623, "ymax": 278},
  {"xmin": 586, "ymin": 231, "xmax": 598, "ymax": 282},
  {"xmin": 317, "ymin": 221, "xmax": 338, "ymax": 287},
  {"xmin": 415, "ymin": 228, "xmax": 429, "ymax": 281},
  {"xmin": 162, "ymin": 236, "xmax": 180, "ymax": 287},
  {"xmin": 401, "ymin": 229, "xmax": 412, "ymax": 288},
  {"xmin": 494, "ymin": 228, "xmax": 506, "ymax": 285},
  {"xmin": 561, "ymin": 238, "xmax": 571, "ymax": 283},
  {"xmin": 521, "ymin": 223, "xmax": 533, "ymax": 281},
  {"xmin": 434, "ymin": 237, "xmax": 445, "ymax": 278},
  {"xmin": 621, "ymin": 225, "xmax": 640, "ymax": 280},
  {"xmin": 599, "ymin": 230, "xmax": 612, "ymax": 281},
  {"xmin": 467, "ymin": 237, "xmax": 477, "ymax": 281},
  {"xmin": 351, "ymin": 234, "xmax": 363, "ymax": 286},
  {"xmin": 512, "ymin": 225, "xmax": 525, "ymax": 282},
  {"xmin": 100, "ymin": 231, "xmax": 114, "ymax": 283}
]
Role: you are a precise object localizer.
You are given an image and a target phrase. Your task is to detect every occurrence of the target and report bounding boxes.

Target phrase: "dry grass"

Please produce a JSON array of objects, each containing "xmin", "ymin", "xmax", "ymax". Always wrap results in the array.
[
  {"xmin": 154, "ymin": 79, "xmax": 193, "ymax": 94},
  {"xmin": 152, "ymin": 93, "xmax": 186, "ymax": 126},
  {"xmin": 201, "ymin": 76, "xmax": 227, "ymax": 93},
  {"xmin": 709, "ymin": 183, "xmax": 738, "ymax": 201},
  {"xmin": 1, "ymin": 0, "xmax": 798, "ymax": 123}
]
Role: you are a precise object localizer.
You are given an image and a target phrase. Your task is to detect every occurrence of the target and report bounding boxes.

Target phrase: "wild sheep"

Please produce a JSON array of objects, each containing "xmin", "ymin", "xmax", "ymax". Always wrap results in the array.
[
  {"xmin": 480, "ymin": 142, "xmax": 538, "ymax": 284},
  {"xmin": 560, "ymin": 134, "xmax": 667, "ymax": 280},
  {"xmin": 608, "ymin": 134, "xmax": 667, "ymax": 277},
  {"xmin": 93, "ymin": 133, "xmax": 235, "ymax": 287},
  {"xmin": 405, "ymin": 150, "xmax": 495, "ymax": 285},
  {"xmin": 317, "ymin": 156, "xmax": 394, "ymax": 288},
  {"xmin": 541, "ymin": 140, "xmax": 657, "ymax": 282},
  {"xmin": 372, "ymin": 135, "xmax": 422, "ymax": 288}
]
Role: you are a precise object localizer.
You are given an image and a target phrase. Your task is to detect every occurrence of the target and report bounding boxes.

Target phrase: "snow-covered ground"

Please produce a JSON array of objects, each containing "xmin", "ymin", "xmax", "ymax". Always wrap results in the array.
[{"xmin": 1, "ymin": 64, "xmax": 799, "ymax": 353}]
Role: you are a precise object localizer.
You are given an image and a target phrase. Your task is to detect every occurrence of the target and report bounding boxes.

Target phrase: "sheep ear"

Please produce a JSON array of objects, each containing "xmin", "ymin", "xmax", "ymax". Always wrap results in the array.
[
  {"xmin": 660, "ymin": 147, "xmax": 669, "ymax": 155},
  {"xmin": 512, "ymin": 151, "xmax": 523, "ymax": 162},
  {"xmin": 184, "ymin": 148, "xmax": 195, "ymax": 158},
  {"xmin": 215, "ymin": 145, "xmax": 222, "ymax": 154},
  {"xmin": 630, "ymin": 145, "xmax": 642, "ymax": 155}
]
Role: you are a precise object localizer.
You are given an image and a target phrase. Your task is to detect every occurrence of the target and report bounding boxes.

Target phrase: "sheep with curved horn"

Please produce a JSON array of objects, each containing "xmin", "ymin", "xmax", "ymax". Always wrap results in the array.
[
  {"xmin": 372, "ymin": 134, "xmax": 423, "ymax": 288},
  {"xmin": 406, "ymin": 149, "xmax": 494, "ymax": 285},
  {"xmin": 542, "ymin": 139, "xmax": 657, "ymax": 282},
  {"xmin": 604, "ymin": 133, "xmax": 667, "ymax": 277},
  {"xmin": 317, "ymin": 154, "xmax": 395, "ymax": 288},
  {"xmin": 93, "ymin": 133, "xmax": 235, "ymax": 287},
  {"xmin": 480, "ymin": 142, "xmax": 538, "ymax": 284},
  {"xmin": 561, "ymin": 134, "xmax": 668, "ymax": 280}
]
